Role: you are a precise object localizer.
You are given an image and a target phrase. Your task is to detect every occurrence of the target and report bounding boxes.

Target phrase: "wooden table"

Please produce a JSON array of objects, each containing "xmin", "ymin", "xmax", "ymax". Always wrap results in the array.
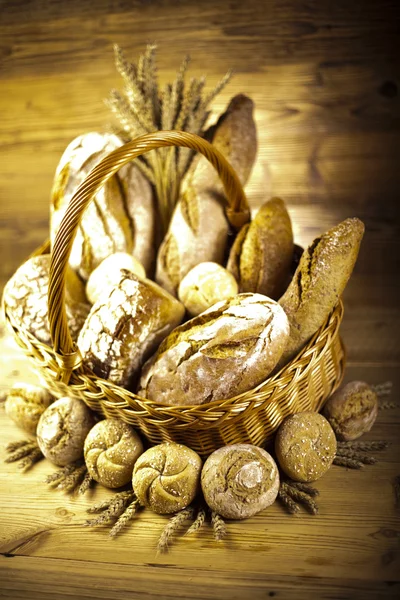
[{"xmin": 1, "ymin": 1, "xmax": 399, "ymax": 598}]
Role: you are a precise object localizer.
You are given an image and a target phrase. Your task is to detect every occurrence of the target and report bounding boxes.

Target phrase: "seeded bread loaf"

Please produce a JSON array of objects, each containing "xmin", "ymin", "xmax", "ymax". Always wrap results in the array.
[
  {"xmin": 227, "ymin": 197, "xmax": 293, "ymax": 299},
  {"xmin": 278, "ymin": 218, "xmax": 364, "ymax": 366},
  {"xmin": 138, "ymin": 293, "xmax": 289, "ymax": 406},
  {"xmin": 2, "ymin": 255, "xmax": 90, "ymax": 345},
  {"xmin": 50, "ymin": 132, "xmax": 156, "ymax": 280},
  {"xmin": 155, "ymin": 94, "xmax": 257, "ymax": 296},
  {"xmin": 78, "ymin": 271, "xmax": 185, "ymax": 389}
]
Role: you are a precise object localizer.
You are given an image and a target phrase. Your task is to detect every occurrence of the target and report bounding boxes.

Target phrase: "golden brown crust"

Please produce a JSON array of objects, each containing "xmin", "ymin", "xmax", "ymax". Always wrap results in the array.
[
  {"xmin": 275, "ymin": 412, "xmax": 337, "ymax": 482},
  {"xmin": 201, "ymin": 444, "xmax": 280, "ymax": 519},
  {"xmin": 227, "ymin": 197, "xmax": 293, "ymax": 299},
  {"xmin": 278, "ymin": 218, "xmax": 364, "ymax": 366},
  {"xmin": 132, "ymin": 443, "xmax": 202, "ymax": 514},
  {"xmin": 5, "ymin": 383, "xmax": 53, "ymax": 435},
  {"xmin": 138, "ymin": 293, "xmax": 289, "ymax": 406},
  {"xmin": 322, "ymin": 381, "xmax": 378, "ymax": 441},
  {"xmin": 84, "ymin": 419, "xmax": 143, "ymax": 488}
]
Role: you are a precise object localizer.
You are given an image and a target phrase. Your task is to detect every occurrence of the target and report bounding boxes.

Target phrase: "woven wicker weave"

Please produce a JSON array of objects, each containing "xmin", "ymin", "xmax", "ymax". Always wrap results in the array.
[{"xmin": 2, "ymin": 131, "xmax": 345, "ymax": 456}]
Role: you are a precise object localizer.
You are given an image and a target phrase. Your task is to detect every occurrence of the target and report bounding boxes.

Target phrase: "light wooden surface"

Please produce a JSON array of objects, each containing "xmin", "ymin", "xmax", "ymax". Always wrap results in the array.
[{"xmin": 1, "ymin": 1, "xmax": 400, "ymax": 598}]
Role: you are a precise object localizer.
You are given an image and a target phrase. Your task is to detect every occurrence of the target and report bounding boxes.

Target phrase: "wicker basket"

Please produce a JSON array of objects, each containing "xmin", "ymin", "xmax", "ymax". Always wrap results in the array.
[{"xmin": 2, "ymin": 131, "xmax": 345, "ymax": 457}]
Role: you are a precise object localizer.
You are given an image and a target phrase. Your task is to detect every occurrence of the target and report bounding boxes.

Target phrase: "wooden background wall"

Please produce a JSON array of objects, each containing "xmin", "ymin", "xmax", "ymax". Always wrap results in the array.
[{"xmin": 1, "ymin": 0, "xmax": 399, "ymax": 363}]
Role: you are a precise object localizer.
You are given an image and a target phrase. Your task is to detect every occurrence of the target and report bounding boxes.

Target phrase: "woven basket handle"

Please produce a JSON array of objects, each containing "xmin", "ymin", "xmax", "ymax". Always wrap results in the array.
[{"xmin": 49, "ymin": 130, "xmax": 250, "ymax": 382}]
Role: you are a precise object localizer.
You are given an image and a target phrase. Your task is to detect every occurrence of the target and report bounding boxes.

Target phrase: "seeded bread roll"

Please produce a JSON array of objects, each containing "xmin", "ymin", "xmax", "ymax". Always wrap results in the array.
[
  {"xmin": 36, "ymin": 397, "xmax": 96, "ymax": 466},
  {"xmin": 50, "ymin": 132, "xmax": 156, "ymax": 280},
  {"xmin": 132, "ymin": 442, "xmax": 202, "ymax": 514},
  {"xmin": 139, "ymin": 293, "xmax": 289, "ymax": 406},
  {"xmin": 227, "ymin": 197, "xmax": 293, "ymax": 299},
  {"xmin": 156, "ymin": 94, "xmax": 257, "ymax": 296},
  {"xmin": 275, "ymin": 412, "xmax": 337, "ymax": 482},
  {"xmin": 278, "ymin": 218, "xmax": 365, "ymax": 366},
  {"xmin": 201, "ymin": 444, "xmax": 280, "ymax": 519},
  {"xmin": 78, "ymin": 271, "xmax": 185, "ymax": 389},
  {"xmin": 322, "ymin": 381, "xmax": 378, "ymax": 441},
  {"xmin": 2, "ymin": 255, "xmax": 90, "ymax": 345},
  {"xmin": 5, "ymin": 383, "xmax": 53, "ymax": 435},
  {"xmin": 84, "ymin": 419, "xmax": 143, "ymax": 488}
]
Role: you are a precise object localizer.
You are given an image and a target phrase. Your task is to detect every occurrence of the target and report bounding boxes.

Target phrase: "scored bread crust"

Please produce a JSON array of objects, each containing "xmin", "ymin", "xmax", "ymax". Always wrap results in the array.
[{"xmin": 138, "ymin": 293, "xmax": 289, "ymax": 406}]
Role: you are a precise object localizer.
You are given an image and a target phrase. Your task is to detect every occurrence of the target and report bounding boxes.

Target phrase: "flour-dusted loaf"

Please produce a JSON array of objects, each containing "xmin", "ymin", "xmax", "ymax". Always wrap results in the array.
[
  {"xmin": 50, "ymin": 132, "xmax": 156, "ymax": 280},
  {"xmin": 227, "ymin": 197, "xmax": 294, "ymax": 300},
  {"xmin": 86, "ymin": 252, "xmax": 146, "ymax": 305},
  {"xmin": 278, "ymin": 218, "xmax": 365, "ymax": 366},
  {"xmin": 201, "ymin": 444, "xmax": 280, "ymax": 520},
  {"xmin": 155, "ymin": 94, "xmax": 257, "ymax": 296},
  {"xmin": 139, "ymin": 293, "xmax": 290, "ymax": 406},
  {"xmin": 2, "ymin": 255, "xmax": 90, "ymax": 345},
  {"xmin": 84, "ymin": 419, "xmax": 143, "ymax": 488},
  {"xmin": 78, "ymin": 271, "xmax": 185, "ymax": 389}
]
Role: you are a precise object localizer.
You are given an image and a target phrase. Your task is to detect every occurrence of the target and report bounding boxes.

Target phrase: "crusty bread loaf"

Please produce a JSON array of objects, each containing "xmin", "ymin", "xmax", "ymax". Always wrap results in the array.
[
  {"xmin": 50, "ymin": 132, "xmax": 156, "ymax": 280},
  {"xmin": 2, "ymin": 255, "xmax": 90, "ymax": 345},
  {"xmin": 227, "ymin": 197, "xmax": 293, "ymax": 299},
  {"xmin": 155, "ymin": 94, "xmax": 257, "ymax": 296},
  {"xmin": 138, "ymin": 293, "xmax": 289, "ymax": 406},
  {"xmin": 78, "ymin": 271, "xmax": 185, "ymax": 389},
  {"xmin": 278, "ymin": 218, "xmax": 364, "ymax": 366}
]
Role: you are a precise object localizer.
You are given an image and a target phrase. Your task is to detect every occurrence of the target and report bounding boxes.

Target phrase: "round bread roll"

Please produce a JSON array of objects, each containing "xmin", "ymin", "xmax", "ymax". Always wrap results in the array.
[
  {"xmin": 178, "ymin": 262, "xmax": 238, "ymax": 317},
  {"xmin": 139, "ymin": 293, "xmax": 289, "ymax": 406},
  {"xmin": 323, "ymin": 381, "xmax": 378, "ymax": 441},
  {"xmin": 5, "ymin": 383, "xmax": 53, "ymax": 435},
  {"xmin": 37, "ymin": 397, "xmax": 96, "ymax": 466},
  {"xmin": 84, "ymin": 419, "xmax": 143, "ymax": 488},
  {"xmin": 275, "ymin": 412, "xmax": 337, "ymax": 482},
  {"xmin": 132, "ymin": 442, "xmax": 202, "ymax": 514},
  {"xmin": 86, "ymin": 252, "xmax": 146, "ymax": 305},
  {"xmin": 201, "ymin": 444, "xmax": 280, "ymax": 520}
]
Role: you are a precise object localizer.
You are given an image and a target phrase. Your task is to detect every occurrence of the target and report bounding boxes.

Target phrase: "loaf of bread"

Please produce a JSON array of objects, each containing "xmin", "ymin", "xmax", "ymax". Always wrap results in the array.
[
  {"xmin": 227, "ymin": 197, "xmax": 294, "ymax": 300},
  {"xmin": 138, "ymin": 293, "xmax": 290, "ymax": 406},
  {"xmin": 50, "ymin": 132, "xmax": 156, "ymax": 280},
  {"xmin": 201, "ymin": 444, "xmax": 280, "ymax": 519},
  {"xmin": 178, "ymin": 261, "xmax": 238, "ymax": 317},
  {"xmin": 84, "ymin": 419, "xmax": 143, "ymax": 488},
  {"xmin": 2, "ymin": 255, "xmax": 90, "ymax": 345},
  {"xmin": 5, "ymin": 383, "xmax": 53, "ymax": 435},
  {"xmin": 36, "ymin": 397, "xmax": 96, "ymax": 466},
  {"xmin": 278, "ymin": 218, "xmax": 364, "ymax": 366},
  {"xmin": 86, "ymin": 252, "xmax": 146, "ymax": 305},
  {"xmin": 132, "ymin": 442, "xmax": 202, "ymax": 514},
  {"xmin": 78, "ymin": 270, "xmax": 185, "ymax": 389},
  {"xmin": 155, "ymin": 94, "xmax": 257, "ymax": 296}
]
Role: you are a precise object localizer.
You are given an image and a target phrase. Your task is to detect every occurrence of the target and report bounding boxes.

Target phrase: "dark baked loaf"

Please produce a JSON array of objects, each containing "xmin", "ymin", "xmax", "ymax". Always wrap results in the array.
[
  {"xmin": 138, "ymin": 293, "xmax": 289, "ymax": 406},
  {"xmin": 78, "ymin": 271, "xmax": 185, "ymax": 389},
  {"xmin": 155, "ymin": 94, "xmax": 257, "ymax": 296},
  {"xmin": 50, "ymin": 132, "xmax": 156, "ymax": 280},
  {"xmin": 278, "ymin": 218, "xmax": 364, "ymax": 366},
  {"xmin": 227, "ymin": 197, "xmax": 293, "ymax": 299}
]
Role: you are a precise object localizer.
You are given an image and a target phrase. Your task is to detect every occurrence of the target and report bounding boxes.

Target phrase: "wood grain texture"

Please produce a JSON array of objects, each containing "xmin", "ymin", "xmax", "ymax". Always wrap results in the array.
[{"xmin": 0, "ymin": 0, "xmax": 399, "ymax": 597}]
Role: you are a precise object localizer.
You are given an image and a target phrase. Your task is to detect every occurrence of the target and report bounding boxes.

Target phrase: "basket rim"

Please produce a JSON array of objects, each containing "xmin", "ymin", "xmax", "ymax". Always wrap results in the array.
[{"xmin": 2, "ymin": 258, "xmax": 344, "ymax": 421}]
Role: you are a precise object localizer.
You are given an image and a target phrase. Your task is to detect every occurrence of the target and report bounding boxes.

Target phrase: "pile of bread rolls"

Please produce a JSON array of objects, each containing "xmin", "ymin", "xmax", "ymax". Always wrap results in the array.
[{"xmin": 2, "ymin": 93, "xmax": 365, "ymax": 407}]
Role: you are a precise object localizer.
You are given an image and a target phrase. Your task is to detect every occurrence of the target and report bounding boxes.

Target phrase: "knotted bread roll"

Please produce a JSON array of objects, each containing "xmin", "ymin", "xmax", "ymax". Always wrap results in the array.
[
  {"xmin": 84, "ymin": 419, "xmax": 143, "ymax": 488},
  {"xmin": 36, "ymin": 397, "xmax": 96, "ymax": 466},
  {"xmin": 275, "ymin": 412, "xmax": 337, "ymax": 482},
  {"xmin": 201, "ymin": 444, "xmax": 280, "ymax": 519},
  {"xmin": 132, "ymin": 443, "xmax": 202, "ymax": 514},
  {"xmin": 139, "ymin": 293, "xmax": 289, "ymax": 406}
]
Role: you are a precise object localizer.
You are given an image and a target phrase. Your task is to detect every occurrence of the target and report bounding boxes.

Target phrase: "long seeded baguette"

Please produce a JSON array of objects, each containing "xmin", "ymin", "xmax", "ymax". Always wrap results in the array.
[
  {"xmin": 227, "ymin": 197, "xmax": 294, "ymax": 299},
  {"xmin": 278, "ymin": 217, "xmax": 365, "ymax": 366},
  {"xmin": 138, "ymin": 293, "xmax": 289, "ymax": 406},
  {"xmin": 155, "ymin": 94, "xmax": 257, "ymax": 296},
  {"xmin": 50, "ymin": 132, "xmax": 156, "ymax": 281}
]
